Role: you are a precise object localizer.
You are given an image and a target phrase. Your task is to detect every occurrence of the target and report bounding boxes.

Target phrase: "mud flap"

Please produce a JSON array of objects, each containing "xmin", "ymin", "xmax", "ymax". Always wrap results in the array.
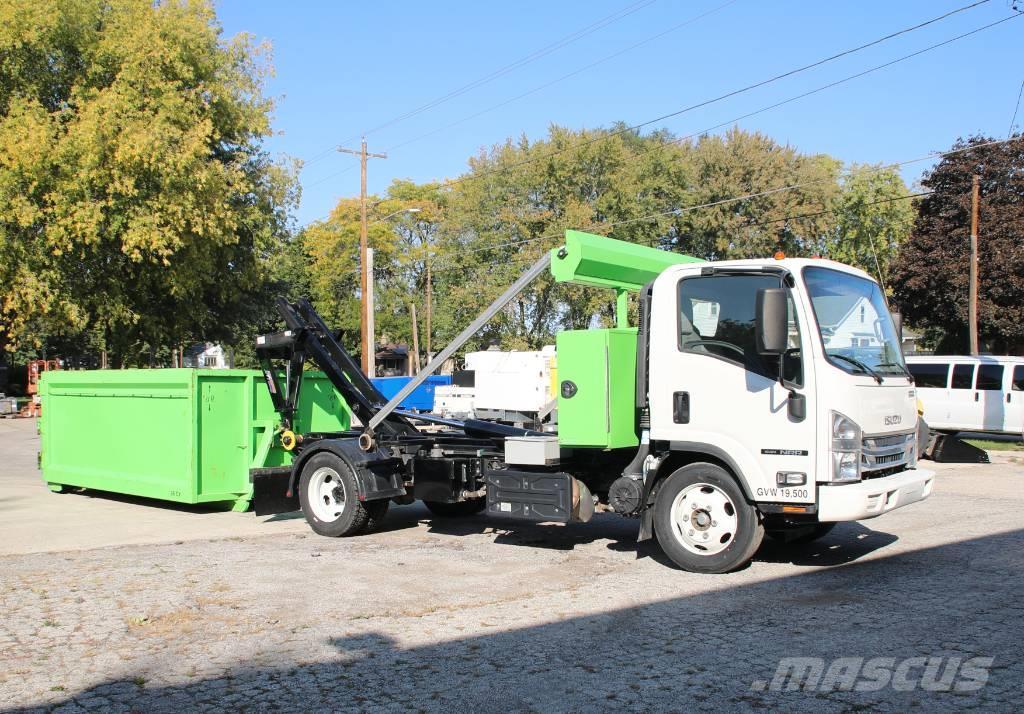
[
  {"xmin": 638, "ymin": 507, "xmax": 654, "ymax": 542},
  {"xmin": 251, "ymin": 467, "xmax": 298, "ymax": 515}
]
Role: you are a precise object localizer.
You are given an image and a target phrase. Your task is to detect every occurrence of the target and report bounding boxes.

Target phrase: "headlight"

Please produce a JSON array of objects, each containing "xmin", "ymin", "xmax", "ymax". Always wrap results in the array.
[
  {"xmin": 832, "ymin": 411, "xmax": 860, "ymax": 451},
  {"xmin": 826, "ymin": 411, "xmax": 862, "ymax": 483}
]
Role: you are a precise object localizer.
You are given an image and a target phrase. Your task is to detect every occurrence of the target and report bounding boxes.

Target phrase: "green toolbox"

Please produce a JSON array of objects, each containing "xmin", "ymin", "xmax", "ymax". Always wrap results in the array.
[
  {"xmin": 38, "ymin": 369, "xmax": 350, "ymax": 510},
  {"xmin": 555, "ymin": 328, "xmax": 639, "ymax": 449}
]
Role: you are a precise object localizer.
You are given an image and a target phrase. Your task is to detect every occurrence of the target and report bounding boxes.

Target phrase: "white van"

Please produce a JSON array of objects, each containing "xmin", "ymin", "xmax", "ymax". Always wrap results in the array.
[{"xmin": 905, "ymin": 355, "xmax": 1024, "ymax": 437}]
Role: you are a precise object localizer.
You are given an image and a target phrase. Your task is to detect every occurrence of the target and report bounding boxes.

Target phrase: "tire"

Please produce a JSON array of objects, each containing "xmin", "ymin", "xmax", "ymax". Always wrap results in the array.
[
  {"xmin": 766, "ymin": 522, "xmax": 836, "ymax": 545},
  {"xmin": 424, "ymin": 499, "xmax": 486, "ymax": 518},
  {"xmin": 653, "ymin": 463, "xmax": 764, "ymax": 574},
  {"xmin": 298, "ymin": 453, "xmax": 371, "ymax": 537}
]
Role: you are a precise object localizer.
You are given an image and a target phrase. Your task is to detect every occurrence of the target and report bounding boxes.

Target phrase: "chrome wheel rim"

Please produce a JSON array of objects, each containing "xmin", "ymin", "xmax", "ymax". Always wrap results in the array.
[
  {"xmin": 308, "ymin": 466, "xmax": 346, "ymax": 522},
  {"xmin": 669, "ymin": 482, "xmax": 738, "ymax": 555}
]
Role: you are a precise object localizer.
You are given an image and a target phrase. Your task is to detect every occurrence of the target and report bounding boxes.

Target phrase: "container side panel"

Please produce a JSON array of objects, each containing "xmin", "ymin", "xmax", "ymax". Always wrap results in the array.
[
  {"xmin": 299, "ymin": 373, "xmax": 355, "ymax": 432},
  {"xmin": 196, "ymin": 374, "xmax": 251, "ymax": 501},
  {"xmin": 41, "ymin": 370, "xmax": 195, "ymax": 502}
]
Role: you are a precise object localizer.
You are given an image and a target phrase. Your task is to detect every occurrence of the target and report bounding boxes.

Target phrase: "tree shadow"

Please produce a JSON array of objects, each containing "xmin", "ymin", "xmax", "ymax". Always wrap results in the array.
[{"xmin": 25, "ymin": 527, "xmax": 1023, "ymax": 712}]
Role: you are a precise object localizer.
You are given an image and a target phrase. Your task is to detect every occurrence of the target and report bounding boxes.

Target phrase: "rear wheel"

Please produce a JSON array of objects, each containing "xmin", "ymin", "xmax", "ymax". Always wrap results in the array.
[
  {"xmin": 424, "ymin": 499, "xmax": 486, "ymax": 518},
  {"xmin": 298, "ymin": 453, "xmax": 371, "ymax": 537},
  {"xmin": 653, "ymin": 463, "xmax": 763, "ymax": 573}
]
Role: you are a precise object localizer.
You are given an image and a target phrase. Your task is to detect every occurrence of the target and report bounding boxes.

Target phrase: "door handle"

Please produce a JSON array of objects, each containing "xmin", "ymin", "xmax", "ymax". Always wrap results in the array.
[
  {"xmin": 1008, "ymin": 393, "xmax": 1012, "ymax": 404},
  {"xmin": 974, "ymin": 392, "xmax": 979, "ymax": 402},
  {"xmin": 673, "ymin": 391, "xmax": 690, "ymax": 424}
]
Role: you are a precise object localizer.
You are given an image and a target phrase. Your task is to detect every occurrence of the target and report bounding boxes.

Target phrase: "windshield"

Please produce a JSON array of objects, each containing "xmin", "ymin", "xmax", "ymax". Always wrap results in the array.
[{"xmin": 803, "ymin": 266, "xmax": 906, "ymax": 377}]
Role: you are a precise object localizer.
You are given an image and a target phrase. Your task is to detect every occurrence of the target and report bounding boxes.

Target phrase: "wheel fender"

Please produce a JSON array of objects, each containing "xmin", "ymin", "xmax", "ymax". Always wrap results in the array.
[
  {"xmin": 636, "ymin": 446, "xmax": 755, "ymax": 543},
  {"xmin": 289, "ymin": 438, "xmax": 405, "ymax": 502}
]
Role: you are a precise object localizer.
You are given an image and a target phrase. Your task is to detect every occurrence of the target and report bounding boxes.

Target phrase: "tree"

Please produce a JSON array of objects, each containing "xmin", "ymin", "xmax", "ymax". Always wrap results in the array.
[
  {"xmin": 299, "ymin": 182, "xmax": 443, "ymax": 357},
  {"xmin": 892, "ymin": 135, "xmax": 1024, "ymax": 353},
  {"xmin": 826, "ymin": 165, "xmax": 916, "ymax": 290},
  {"xmin": 434, "ymin": 125, "xmax": 846, "ymax": 351},
  {"xmin": 0, "ymin": 0, "xmax": 297, "ymax": 363}
]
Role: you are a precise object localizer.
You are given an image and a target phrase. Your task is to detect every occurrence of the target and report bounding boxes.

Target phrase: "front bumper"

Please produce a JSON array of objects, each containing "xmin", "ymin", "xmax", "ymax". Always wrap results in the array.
[{"xmin": 817, "ymin": 468, "xmax": 935, "ymax": 522}]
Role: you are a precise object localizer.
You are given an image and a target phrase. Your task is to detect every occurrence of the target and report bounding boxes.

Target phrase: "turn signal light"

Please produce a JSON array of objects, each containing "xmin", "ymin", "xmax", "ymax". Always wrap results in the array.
[{"xmin": 781, "ymin": 505, "xmax": 810, "ymax": 513}]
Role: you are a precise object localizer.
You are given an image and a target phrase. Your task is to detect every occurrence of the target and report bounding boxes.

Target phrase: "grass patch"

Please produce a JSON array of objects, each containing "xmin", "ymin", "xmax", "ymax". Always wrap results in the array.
[{"xmin": 962, "ymin": 434, "xmax": 1019, "ymax": 450}]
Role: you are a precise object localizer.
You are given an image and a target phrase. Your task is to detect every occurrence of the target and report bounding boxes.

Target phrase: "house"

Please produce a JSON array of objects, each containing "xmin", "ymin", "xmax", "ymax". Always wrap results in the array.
[{"xmin": 183, "ymin": 343, "xmax": 231, "ymax": 369}]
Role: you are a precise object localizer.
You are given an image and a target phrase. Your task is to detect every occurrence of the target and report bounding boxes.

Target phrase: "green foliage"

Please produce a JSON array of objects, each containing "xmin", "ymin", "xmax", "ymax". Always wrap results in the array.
[
  {"xmin": 826, "ymin": 164, "xmax": 916, "ymax": 289},
  {"xmin": 297, "ymin": 125, "xmax": 921, "ymax": 361},
  {"xmin": 0, "ymin": 0, "xmax": 297, "ymax": 363},
  {"xmin": 892, "ymin": 135, "xmax": 1024, "ymax": 353}
]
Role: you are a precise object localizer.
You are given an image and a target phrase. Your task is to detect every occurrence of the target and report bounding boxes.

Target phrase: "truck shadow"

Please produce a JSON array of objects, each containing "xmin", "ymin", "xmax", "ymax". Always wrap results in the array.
[
  {"xmin": 28, "ymin": 527, "xmax": 1024, "ymax": 712},
  {"xmin": 421, "ymin": 510, "xmax": 896, "ymax": 570}
]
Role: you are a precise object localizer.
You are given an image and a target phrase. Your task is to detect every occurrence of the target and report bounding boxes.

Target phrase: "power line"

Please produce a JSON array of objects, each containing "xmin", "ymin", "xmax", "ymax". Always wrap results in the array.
[
  {"xmin": 300, "ymin": 1, "xmax": 657, "ymax": 171},
  {"xmin": 435, "ymin": 0, "xmax": 998, "ymax": 192},
  {"xmin": 382, "ymin": 0, "xmax": 742, "ymax": 155},
  {"xmin": 347, "ymin": 0, "xmax": 658, "ymax": 145},
  {"xmin": 320, "ymin": 136, "xmax": 1019, "ymax": 289},
  {"xmin": 301, "ymin": 14, "xmax": 998, "ymax": 225},
  {"xmin": 410, "ymin": 135, "xmax": 1023, "ymax": 262},
  {"xmin": 306, "ymin": 0, "xmax": 738, "ymax": 194},
  {"xmin": 1009, "ymin": 75, "xmax": 1024, "ymax": 137},
  {"xmin": 414, "ymin": 10, "xmax": 1023, "ymax": 217}
]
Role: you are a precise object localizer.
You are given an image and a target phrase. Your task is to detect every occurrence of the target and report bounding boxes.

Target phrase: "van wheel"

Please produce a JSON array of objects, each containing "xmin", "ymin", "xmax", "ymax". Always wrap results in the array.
[
  {"xmin": 653, "ymin": 463, "xmax": 763, "ymax": 573},
  {"xmin": 298, "ymin": 453, "xmax": 371, "ymax": 537},
  {"xmin": 424, "ymin": 499, "xmax": 486, "ymax": 518}
]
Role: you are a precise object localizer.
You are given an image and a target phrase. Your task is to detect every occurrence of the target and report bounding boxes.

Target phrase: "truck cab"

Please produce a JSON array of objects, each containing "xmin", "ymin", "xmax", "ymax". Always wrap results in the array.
[{"xmin": 646, "ymin": 258, "xmax": 929, "ymax": 530}]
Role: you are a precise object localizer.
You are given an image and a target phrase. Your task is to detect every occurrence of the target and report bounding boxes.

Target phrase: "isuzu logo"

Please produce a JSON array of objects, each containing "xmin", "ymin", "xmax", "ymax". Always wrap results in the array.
[{"xmin": 884, "ymin": 414, "xmax": 902, "ymax": 426}]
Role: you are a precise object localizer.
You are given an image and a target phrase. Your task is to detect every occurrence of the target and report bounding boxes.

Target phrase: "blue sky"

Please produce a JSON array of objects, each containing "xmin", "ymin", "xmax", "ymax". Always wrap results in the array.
[{"xmin": 214, "ymin": 1, "xmax": 1024, "ymax": 226}]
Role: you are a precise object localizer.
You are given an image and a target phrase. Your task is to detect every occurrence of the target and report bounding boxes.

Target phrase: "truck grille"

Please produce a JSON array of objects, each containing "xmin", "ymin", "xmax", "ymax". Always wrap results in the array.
[{"xmin": 861, "ymin": 431, "xmax": 915, "ymax": 473}]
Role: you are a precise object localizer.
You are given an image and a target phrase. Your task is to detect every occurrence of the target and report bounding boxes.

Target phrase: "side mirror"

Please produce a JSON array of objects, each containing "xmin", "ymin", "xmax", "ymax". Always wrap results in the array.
[
  {"xmin": 755, "ymin": 288, "xmax": 788, "ymax": 355},
  {"xmin": 891, "ymin": 311, "xmax": 903, "ymax": 344}
]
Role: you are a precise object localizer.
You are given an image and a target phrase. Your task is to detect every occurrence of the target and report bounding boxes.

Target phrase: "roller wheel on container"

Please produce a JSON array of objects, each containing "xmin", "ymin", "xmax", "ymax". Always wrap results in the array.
[
  {"xmin": 424, "ymin": 499, "xmax": 486, "ymax": 518},
  {"xmin": 766, "ymin": 523, "xmax": 836, "ymax": 544},
  {"xmin": 298, "ymin": 453, "xmax": 371, "ymax": 537},
  {"xmin": 653, "ymin": 463, "xmax": 764, "ymax": 574}
]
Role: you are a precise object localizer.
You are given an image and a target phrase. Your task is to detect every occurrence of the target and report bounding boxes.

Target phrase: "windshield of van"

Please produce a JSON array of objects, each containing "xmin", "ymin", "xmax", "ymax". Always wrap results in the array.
[{"xmin": 803, "ymin": 266, "xmax": 906, "ymax": 377}]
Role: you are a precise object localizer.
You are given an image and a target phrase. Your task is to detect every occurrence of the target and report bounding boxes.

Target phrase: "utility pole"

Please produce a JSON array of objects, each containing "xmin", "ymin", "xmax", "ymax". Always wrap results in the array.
[
  {"xmin": 969, "ymin": 174, "xmax": 980, "ymax": 356},
  {"xmin": 337, "ymin": 138, "xmax": 386, "ymax": 374},
  {"xmin": 410, "ymin": 302, "xmax": 420, "ymax": 375},
  {"xmin": 366, "ymin": 248, "xmax": 376, "ymax": 375},
  {"xmin": 425, "ymin": 252, "xmax": 432, "ymax": 361}
]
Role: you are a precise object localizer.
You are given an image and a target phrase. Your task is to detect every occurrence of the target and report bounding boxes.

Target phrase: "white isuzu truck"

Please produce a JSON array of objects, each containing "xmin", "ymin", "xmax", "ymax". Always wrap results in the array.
[{"xmin": 253, "ymin": 230, "xmax": 934, "ymax": 573}]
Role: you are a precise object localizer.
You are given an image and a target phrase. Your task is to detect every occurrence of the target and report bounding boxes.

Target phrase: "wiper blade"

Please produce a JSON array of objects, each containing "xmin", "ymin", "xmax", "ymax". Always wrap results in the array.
[
  {"xmin": 877, "ymin": 361, "xmax": 914, "ymax": 382},
  {"xmin": 830, "ymin": 353, "xmax": 883, "ymax": 384}
]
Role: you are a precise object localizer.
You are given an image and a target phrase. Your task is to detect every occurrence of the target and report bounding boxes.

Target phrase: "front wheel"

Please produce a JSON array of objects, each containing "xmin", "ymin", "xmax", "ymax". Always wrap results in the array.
[{"xmin": 653, "ymin": 463, "xmax": 763, "ymax": 574}]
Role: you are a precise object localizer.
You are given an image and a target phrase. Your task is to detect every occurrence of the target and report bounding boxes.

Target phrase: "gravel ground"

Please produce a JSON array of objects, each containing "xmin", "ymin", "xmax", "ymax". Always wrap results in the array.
[{"xmin": 1, "ymin": 420, "xmax": 1022, "ymax": 712}]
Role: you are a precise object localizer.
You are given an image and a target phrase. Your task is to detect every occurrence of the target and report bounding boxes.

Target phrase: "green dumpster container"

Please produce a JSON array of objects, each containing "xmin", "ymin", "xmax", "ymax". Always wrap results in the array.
[{"xmin": 38, "ymin": 369, "xmax": 350, "ymax": 511}]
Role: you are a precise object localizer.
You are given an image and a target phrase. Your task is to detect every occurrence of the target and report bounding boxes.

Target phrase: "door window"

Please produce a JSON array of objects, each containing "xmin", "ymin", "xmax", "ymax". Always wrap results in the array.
[
  {"xmin": 908, "ymin": 362, "xmax": 948, "ymax": 388},
  {"xmin": 1013, "ymin": 366, "xmax": 1024, "ymax": 391},
  {"xmin": 677, "ymin": 274, "xmax": 801, "ymax": 384},
  {"xmin": 975, "ymin": 365, "xmax": 1004, "ymax": 391},
  {"xmin": 951, "ymin": 364, "xmax": 975, "ymax": 389}
]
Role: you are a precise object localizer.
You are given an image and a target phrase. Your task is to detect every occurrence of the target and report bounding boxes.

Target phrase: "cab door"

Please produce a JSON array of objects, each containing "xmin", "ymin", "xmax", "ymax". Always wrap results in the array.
[
  {"xmin": 648, "ymin": 270, "xmax": 816, "ymax": 503},
  {"xmin": 975, "ymin": 364, "xmax": 1006, "ymax": 433},
  {"xmin": 947, "ymin": 363, "xmax": 978, "ymax": 430}
]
